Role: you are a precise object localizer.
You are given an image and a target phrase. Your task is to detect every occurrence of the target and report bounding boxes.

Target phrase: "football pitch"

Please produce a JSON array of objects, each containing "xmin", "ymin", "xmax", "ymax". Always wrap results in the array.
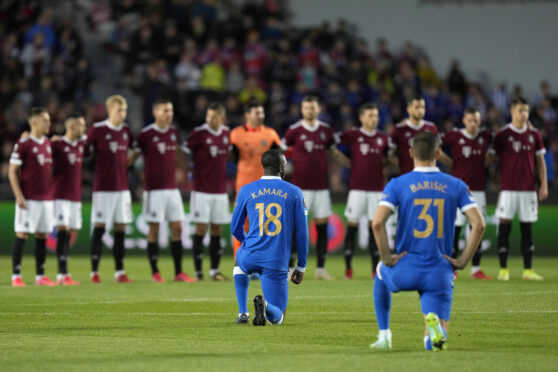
[{"xmin": 1, "ymin": 255, "xmax": 557, "ymax": 372}]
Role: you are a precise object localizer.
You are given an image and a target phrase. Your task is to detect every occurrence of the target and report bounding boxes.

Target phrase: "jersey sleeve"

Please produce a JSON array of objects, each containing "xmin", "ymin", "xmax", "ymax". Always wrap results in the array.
[
  {"xmin": 9, "ymin": 140, "xmax": 26, "ymax": 166},
  {"xmin": 388, "ymin": 127, "xmax": 398, "ymax": 153},
  {"xmin": 182, "ymin": 130, "xmax": 197, "ymax": 154},
  {"xmin": 135, "ymin": 131, "xmax": 145, "ymax": 153},
  {"xmin": 441, "ymin": 131, "xmax": 453, "ymax": 147},
  {"xmin": 379, "ymin": 178, "xmax": 398, "ymax": 211},
  {"xmin": 293, "ymin": 188, "xmax": 309, "ymax": 271},
  {"xmin": 339, "ymin": 130, "xmax": 351, "ymax": 145},
  {"xmin": 327, "ymin": 127, "xmax": 337, "ymax": 149},
  {"xmin": 271, "ymin": 129, "xmax": 287, "ymax": 151},
  {"xmin": 534, "ymin": 130, "xmax": 546, "ymax": 156},
  {"xmin": 488, "ymin": 131, "xmax": 502, "ymax": 154},
  {"xmin": 126, "ymin": 127, "xmax": 135, "ymax": 149},
  {"xmin": 284, "ymin": 127, "xmax": 296, "ymax": 147},
  {"xmin": 230, "ymin": 187, "xmax": 249, "ymax": 243},
  {"xmin": 458, "ymin": 180, "xmax": 477, "ymax": 212}
]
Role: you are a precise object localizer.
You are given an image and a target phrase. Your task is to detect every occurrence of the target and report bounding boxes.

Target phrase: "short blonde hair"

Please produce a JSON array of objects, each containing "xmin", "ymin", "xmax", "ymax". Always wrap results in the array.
[{"xmin": 105, "ymin": 95, "xmax": 127, "ymax": 110}]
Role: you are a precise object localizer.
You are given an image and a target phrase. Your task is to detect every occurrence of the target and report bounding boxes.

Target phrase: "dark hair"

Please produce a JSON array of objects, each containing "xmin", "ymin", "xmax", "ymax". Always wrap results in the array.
[
  {"xmin": 261, "ymin": 150, "xmax": 283, "ymax": 174},
  {"xmin": 464, "ymin": 107, "xmax": 480, "ymax": 115},
  {"xmin": 207, "ymin": 102, "xmax": 225, "ymax": 115},
  {"xmin": 152, "ymin": 98, "xmax": 172, "ymax": 110},
  {"xmin": 302, "ymin": 95, "xmax": 320, "ymax": 104},
  {"xmin": 406, "ymin": 93, "xmax": 424, "ymax": 106},
  {"xmin": 64, "ymin": 112, "xmax": 84, "ymax": 123},
  {"xmin": 359, "ymin": 102, "xmax": 378, "ymax": 116},
  {"xmin": 244, "ymin": 100, "xmax": 263, "ymax": 114},
  {"xmin": 28, "ymin": 107, "xmax": 48, "ymax": 120},
  {"xmin": 511, "ymin": 96, "xmax": 529, "ymax": 107},
  {"xmin": 411, "ymin": 131, "xmax": 439, "ymax": 161}
]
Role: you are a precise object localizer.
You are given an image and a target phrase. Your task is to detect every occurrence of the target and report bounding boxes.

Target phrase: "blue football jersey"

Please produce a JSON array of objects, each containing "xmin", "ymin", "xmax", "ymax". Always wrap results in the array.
[
  {"xmin": 379, "ymin": 167, "xmax": 477, "ymax": 270},
  {"xmin": 231, "ymin": 176, "xmax": 309, "ymax": 272}
]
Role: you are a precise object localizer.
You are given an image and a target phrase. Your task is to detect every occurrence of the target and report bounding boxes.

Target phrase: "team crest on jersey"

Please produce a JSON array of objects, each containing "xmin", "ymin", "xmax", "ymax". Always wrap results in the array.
[
  {"xmin": 304, "ymin": 140, "xmax": 314, "ymax": 152},
  {"xmin": 153, "ymin": 136, "xmax": 159, "ymax": 142},
  {"xmin": 206, "ymin": 138, "xmax": 212, "ymax": 144},
  {"xmin": 33, "ymin": 147, "xmax": 38, "ymax": 153},
  {"xmin": 405, "ymin": 132, "xmax": 411, "ymax": 137},
  {"xmin": 300, "ymin": 134, "xmax": 307, "ymax": 140},
  {"xmin": 529, "ymin": 135, "xmax": 534, "ymax": 143},
  {"xmin": 360, "ymin": 143, "xmax": 370, "ymax": 155},
  {"xmin": 105, "ymin": 134, "xmax": 112, "ymax": 140},
  {"xmin": 458, "ymin": 138, "xmax": 465, "ymax": 145},
  {"xmin": 462, "ymin": 146, "xmax": 472, "ymax": 158},
  {"xmin": 64, "ymin": 146, "xmax": 70, "ymax": 152},
  {"xmin": 358, "ymin": 137, "xmax": 364, "ymax": 142},
  {"xmin": 261, "ymin": 140, "xmax": 267, "ymax": 147},
  {"xmin": 508, "ymin": 136, "xmax": 513, "ymax": 142},
  {"xmin": 320, "ymin": 132, "xmax": 326, "ymax": 141},
  {"xmin": 68, "ymin": 153, "xmax": 76, "ymax": 165},
  {"xmin": 377, "ymin": 138, "xmax": 383, "ymax": 146},
  {"xmin": 109, "ymin": 141, "xmax": 118, "ymax": 153},
  {"xmin": 157, "ymin": 142, "xmax": 166, "ymax": 154},
  {"xmin": 512, "ymin": 141, "xmax": 521, "ymax": 153}
]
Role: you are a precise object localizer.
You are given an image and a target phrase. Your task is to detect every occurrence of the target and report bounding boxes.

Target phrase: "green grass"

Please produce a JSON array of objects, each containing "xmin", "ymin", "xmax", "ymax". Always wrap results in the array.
[{"xmin": 1, "ymin": 255, "xmax": 557, "ymax": 372}]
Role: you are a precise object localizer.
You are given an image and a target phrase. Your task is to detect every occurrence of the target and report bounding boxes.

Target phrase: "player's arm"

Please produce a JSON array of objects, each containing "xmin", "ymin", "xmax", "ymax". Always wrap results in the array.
[
  {"xmin": 230, "ymin": 191, "xmax": 248, "ymax": 243},
  {"xmin": 485, "ymin": 151, "xmax": 496, "ymax": 166},
  {"xmin": 8, "ymin": 163, "xmax": 26, "ymax": 209},
  {"xmin": 291, "ymin": 191, "xmax": 309, "ymax": 284},
  {"xmin": 371, "ymin": 205, "xmax": 406, "ymax": 267},
  {"xmin": 536, "ymin": 153, "xmax": 548, "ymax": 201},
  {"xmin": 228, "ymin": 144, "xmax": 240, "ymax": 163},
  {"xmin": 438, "ymin": 150, "xmax": 453, "ymax": 169},
  {"xmin": 328, "ymin": 147, "xmax": 351, "ymax": 168},
  {"xmin": 445, "ymin": 206, "xmax": 485, "ymax": 269},
  {"xmin": 128, "ymin": 149, "xmax": 141, "ymax": 166}
]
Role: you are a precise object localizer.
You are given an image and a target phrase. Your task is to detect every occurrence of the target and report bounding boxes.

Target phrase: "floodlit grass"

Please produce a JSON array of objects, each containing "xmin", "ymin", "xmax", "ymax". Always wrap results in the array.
[{"xmin": 1, "ymin": 255, "xmax": 557, "ymax": 371}]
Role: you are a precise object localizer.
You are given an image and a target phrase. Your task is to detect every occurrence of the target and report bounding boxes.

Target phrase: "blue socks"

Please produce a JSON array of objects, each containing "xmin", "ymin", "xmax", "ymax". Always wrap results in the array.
[
  {"xmin": 265, "ymin": 302, "xmax": 283, "ymax": 324},
  {"xmin": 234, "ymin": 268, "xmax": 250, "ymax": 314},
  {"xmin": 373, "ymin": 275, "xmax": 391, "ymax": 330}
]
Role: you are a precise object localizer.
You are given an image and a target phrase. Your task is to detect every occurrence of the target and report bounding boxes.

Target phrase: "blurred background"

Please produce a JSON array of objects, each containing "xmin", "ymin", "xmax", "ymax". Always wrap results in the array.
[{"xmin": 0, "ymin": 0, "xmax": 556, "ymax": 202}]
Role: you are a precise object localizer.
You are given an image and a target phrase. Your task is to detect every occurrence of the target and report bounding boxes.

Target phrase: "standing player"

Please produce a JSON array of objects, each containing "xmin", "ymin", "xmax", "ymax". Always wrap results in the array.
[
  {"xmin": 51, "ymin": 114, "xmax": 87, "ymax": 286},
  {"xmin": 284, "ymin": 95, "xmax": 350, "ymax": 280},
  {"xmin": 489, "ymin": 97, "xmax": 548, "ymax": 281},
  {"xmin": 340, "ymin": 103, "xmax": 389, "ymax": 279},
  {"xmin": 442, "ymin": 107, "xmax": 492, "ymax": 280},
  {"xmin": 129, "ymin": 99, "xmax": 195, "ymax": 283},
  {"xmin": 87, "ymin": 95, "xmax": 134, "ymax": 283},
  {"xmin": 370, "ymin": 132, "xmax": 485, "ymax": 350},
  {"xmin": 230, "ymin": 101, "xmax": 285, "ymax": 257},
  {"xmin": 389, "ymin": 94, "xmax": 451, "ymax": 174},
  {"xmin": 182, "ymin": 102, "xmax": 230, "ymax": 281},
  {"xmin": 9, "ymin": 107, "xmax": 56, "ymax": 287},
  {"xmin": 231, "ymin": 150, "xmax": 309, "ymax": 325}
]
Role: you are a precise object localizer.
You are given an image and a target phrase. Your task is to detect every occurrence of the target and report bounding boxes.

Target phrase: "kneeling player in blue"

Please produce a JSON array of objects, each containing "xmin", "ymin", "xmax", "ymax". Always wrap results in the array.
[
  {"xmin": 231, "ymin": 150, "xmax": 309, "ymax": 325},
  {"xmin": 370, "ymin": 132, "xmax": 485, "ymax": 350}
]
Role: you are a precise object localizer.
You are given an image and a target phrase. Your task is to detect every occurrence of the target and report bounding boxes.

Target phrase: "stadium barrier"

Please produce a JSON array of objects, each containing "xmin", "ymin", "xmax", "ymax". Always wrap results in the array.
[{"xmin": 0, "ymin": 202, "xmax": 556, "ymax": 256}]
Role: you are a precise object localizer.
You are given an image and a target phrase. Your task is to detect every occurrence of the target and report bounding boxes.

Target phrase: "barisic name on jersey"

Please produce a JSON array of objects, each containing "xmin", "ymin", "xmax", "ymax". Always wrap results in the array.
[{"xmin": 410, "ymin": 181, "xmax": 448, "ymax": 194}]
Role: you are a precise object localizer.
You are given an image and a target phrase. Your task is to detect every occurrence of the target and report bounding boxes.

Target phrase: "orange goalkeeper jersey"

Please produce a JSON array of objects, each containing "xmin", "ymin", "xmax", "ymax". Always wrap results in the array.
[{"xmin": 230, "ymin": 123, "xmax": 284, "ymax": 193}]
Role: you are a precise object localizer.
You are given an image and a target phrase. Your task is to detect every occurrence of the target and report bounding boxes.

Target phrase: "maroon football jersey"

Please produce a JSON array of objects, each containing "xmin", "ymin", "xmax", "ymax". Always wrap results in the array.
[
  {"xmin": 389, "ymin": 120, "xmax": 438, "ymax": 174},
  {"xmin": 136, "ymin": 124, "xmax": 179, "ymax": 191},
  {"xmin": 284, "ymin": 120, "xmax": 336, "ymax": 190},
  {"xmin": 9, "ymin": 136, "xmax": 53, "ymax": 200},
  {"xmin": 442, "ymin": 129, "xmax": 492, "ymax": 191},
  {"xmin": 491, "ymin": 124, "xmax": 545, "ymax": 191},
  {"xmin": 86, "ymin": 120, "xmax": 133, "ymax": 192},
  {"xmin": 183, "ymin": 123, "xmax": 230, "ymax": 194},
  {"xmin": 51, "ymin": 137, "xmax": 85, "ymax": 201},
  {"xmin": 340, "ymin": 128, "xmax": 388, "ymax": 191}
]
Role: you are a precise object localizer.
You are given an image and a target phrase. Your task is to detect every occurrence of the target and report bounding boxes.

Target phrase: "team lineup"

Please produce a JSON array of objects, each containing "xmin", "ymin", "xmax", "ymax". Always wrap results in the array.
[{"xmin": 7, "ymin": 92, "xmax": 548, "ymax": 350}]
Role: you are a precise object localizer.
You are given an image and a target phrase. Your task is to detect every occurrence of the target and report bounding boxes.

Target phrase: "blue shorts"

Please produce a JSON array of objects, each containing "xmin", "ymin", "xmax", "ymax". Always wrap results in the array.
[
  {"xmin": 236, "ymin": 250, "xmax": 289, "ymax": 312},
  {"xmin": 377, "ymin": 263, "xmax": 454, "ymax": 320}
]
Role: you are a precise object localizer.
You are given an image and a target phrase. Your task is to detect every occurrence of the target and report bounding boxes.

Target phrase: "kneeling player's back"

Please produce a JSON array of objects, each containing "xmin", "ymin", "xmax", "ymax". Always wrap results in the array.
[
  {"xmin": 231, "ymin": 177, "xmax": 308, "ymax": 272},
  {"xmin": 380, "ymin": 168, "xmax": 476, "ymax": 268}
]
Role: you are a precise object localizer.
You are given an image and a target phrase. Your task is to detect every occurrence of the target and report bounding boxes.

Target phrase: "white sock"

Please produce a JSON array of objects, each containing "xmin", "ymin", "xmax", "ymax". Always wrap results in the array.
[
  {"xmin": 114, "ymin": 270, "xmax": 125, "ymax": 278},
  {"xmin": 57, "ymin": 273, "xmax": 66, "ymax": 281},
  {"xmin": 316, "ymin": 267, "xmax": 325, "ymax": 273},
  {"xmin": 238, "ymin": 312, "xmax": 249, "ymax": 316},
  {"xmin": 12, "ymin": 274, "xmax": 21, "ymax": 281},
  {"xmin": 379, "ymin": 329, "xmax": 392, "ymax": 341},
  {"xmin": 35, "ymin": 275, "xmax": 44, "ymax": 281},
  {"xmin": 90, "ymin": 271, "xmax": 98, "ymax": 278},
  {"xmin": 471, "ymin": 266, "xmax": 481, "ymax": 274},
  {"xmin": 209, "ymin": 269, "xmax": 219, "ymax": 277}
]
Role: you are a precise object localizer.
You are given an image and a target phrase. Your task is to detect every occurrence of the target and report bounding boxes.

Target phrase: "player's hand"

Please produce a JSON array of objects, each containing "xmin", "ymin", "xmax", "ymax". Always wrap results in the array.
[
  {"xmin": 290, "ymin": 270, "xmax": 304, "ymax": 285},
  {"xmin": 444, "ymin": 255, "xmax": 465, "ymax": 270},
  {"xmin": 539, "ymin": 185, "xmax": 548, "ymax": 201},
  {"xmin": 384, "ymin": 251, "xmax": 407, "ymax": 267},
  {"xmin": 51, "ymin": 135, "xmax": 61, "ymax": 142},
  {"xmin": 16, "ymin": 195, "xmax": 27, "ymax": 209},
  {"xmin": 20, "ymin": 131, "xmax": 30, "ymax": 140}
]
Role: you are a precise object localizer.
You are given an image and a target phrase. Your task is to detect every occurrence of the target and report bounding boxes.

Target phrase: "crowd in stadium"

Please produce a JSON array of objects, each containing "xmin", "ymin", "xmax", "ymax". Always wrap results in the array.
[{"xmin": 0, "ymin": 0, "xmax": 557, "ymax": 199}]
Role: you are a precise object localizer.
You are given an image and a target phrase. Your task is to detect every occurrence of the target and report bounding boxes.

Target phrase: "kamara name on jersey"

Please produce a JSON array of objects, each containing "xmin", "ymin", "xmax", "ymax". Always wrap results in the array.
[
  {"xmin": 251, "ymin": 188, "xmax": 288, "ymax": 200},
  {"xmin": 409, "ymin": 181, "xmax": 448, "ymax": 193}
]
